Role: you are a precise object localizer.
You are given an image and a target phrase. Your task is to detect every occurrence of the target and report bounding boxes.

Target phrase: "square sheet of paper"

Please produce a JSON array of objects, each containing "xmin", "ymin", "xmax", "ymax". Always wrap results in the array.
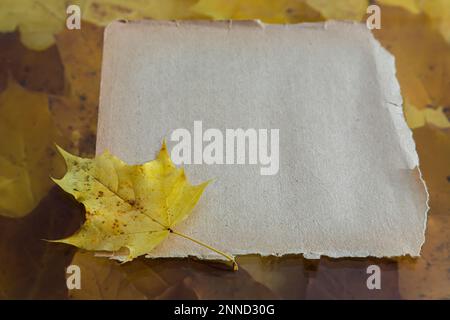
[{"xmin": 96, "ymin": 20, "xmax": 428, "ymax": 259}]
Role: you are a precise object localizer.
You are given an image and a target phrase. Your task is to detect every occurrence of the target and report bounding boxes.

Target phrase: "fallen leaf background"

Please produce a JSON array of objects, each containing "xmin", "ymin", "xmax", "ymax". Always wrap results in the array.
[
  {"xmin": 0, "ymin": 0, "xmax": 449, "ymax": 299},
  {"xmin": 0, "ymin": 80, "xmax": 66, "ymax": 218},
  {"xmin": 0, "ymin": 188, "xmax": 83, "ymax": 298},
  {"xmin": 49, "ymin": 22, "xmax": 103, "ymax": 156}
]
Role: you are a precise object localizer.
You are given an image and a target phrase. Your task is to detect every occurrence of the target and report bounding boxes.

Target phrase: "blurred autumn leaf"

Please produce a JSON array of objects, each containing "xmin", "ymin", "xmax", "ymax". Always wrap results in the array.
[
  {"xmin": 377, "ymin": 0, "xmax": 421, "ymax": 14},
  {"xmin": 77, "ymin": 0, "xmax": 204, "ymax": 26},
  {"xmin": 68, "ymin": 252, "xmax": 165, "ymax": 299},
  {"xmin": 305, "ymin": 258, "xmax": 401, "ymax": 299},
  {"xmin": 1, "ymin": 0, "xmax": 450, "ymax": 51},
  {"xmin": 305, "ymin": 0, "xmax": 368, "ymax": 21},
  {"xmin": 49, "ymin": 22, "xmax": 103, "ymax": 156},
  {"xmin": 373, "ymin": 4, "xmax": 450, "ymax": 112},
  {"xmin": 398, "ymin": 126, "xmax": 450, "ymax": 299},
  {"xmin": 0, "ymin": 0, "xmax": 204, "ymax": 51},
  {"xmin": 421, "ymin": 0, "xmax": 450, "ymax": 44},
  {"xmin": 405, "ymin": 103, "xmax": 450, "ymax": 129},
  {"xmin": 69, "ymin": 252, "xmax": 277, "ymax": 299},
  {"xmin": 0, "ymin": 80, "xmax": 65, "ymax": 218},
  {"xmin": 378, "ymin": 0, "xmax": 450, "ymax": 43},
  {"xmin": 192, "ymin": 0, "xmax": 322, "ymax": 22},
  {"xmin": 237, "ymin": 255, "xmax": 308, "ymax": 299},
  {"xmin": 0, "ymin": 32, "xmax": 64, "ymax": 94},
  {"xmin": 0, "ymin": 188, "xmax": 83, "ymax": 299},
  {"xmin": 372, "ymin": 3, "xmax": 450, "ymax": 298},
  {"xmin": 0, "ymin": 0, "xmax": 66, "ymax": 51},
  {"xmin": 68, "ymin": 253, "xmax": 403, "ymax": 299}
]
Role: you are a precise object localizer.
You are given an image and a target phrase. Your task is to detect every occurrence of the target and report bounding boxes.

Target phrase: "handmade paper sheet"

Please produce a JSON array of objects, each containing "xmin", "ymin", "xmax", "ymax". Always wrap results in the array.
[{"xmin": 96, "ymin": 20, "xmax": 428, "ymax": 259}]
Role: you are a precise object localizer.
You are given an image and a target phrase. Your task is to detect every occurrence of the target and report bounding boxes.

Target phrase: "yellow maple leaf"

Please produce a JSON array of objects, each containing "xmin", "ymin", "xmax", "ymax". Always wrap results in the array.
[
  {"xmin": 0, "ymin": 80, "xmax": 65, "ymax": 217},
  {"xmin": 52, "ymin": 142, "xmax": 237, "ymax": 269}
]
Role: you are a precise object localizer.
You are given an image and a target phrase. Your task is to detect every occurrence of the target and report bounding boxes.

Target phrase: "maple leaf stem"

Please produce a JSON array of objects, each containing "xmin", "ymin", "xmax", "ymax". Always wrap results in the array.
[{"xmin": 169, "ymin": 229, "xmax": 238, "ymax": 271}]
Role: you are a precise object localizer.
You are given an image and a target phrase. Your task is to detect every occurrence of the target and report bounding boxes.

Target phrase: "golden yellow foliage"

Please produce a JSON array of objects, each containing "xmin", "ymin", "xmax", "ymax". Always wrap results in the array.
[
  {"xmin": 0, "ymin": 32, "xmax": 65, "ymax": 95},
  {"xmin": 399, "ymin": 126, "xmax": 450, "ymax": 299},
  {"xmin": 377, "ymin": 0, "xmax": 421, "ymax": 14},
  {"xmin": 421, "ymin": 0, "xmax": 450, "ymax": 44},
  {"xmin": 373, "ymin": 6, "xmax": 450, "ymax": 110},
  {"xmin": 0, "ymin": 80, "xmax": 64, "ymax": 217},
  {"xmin": 0, "ymin": 0, "xmax": 203, "ymax": 50},
  {"xmin": 405, "ymin": 103, "xmax": 450, "ymax": 129},
  {"xmin": 305, "ymin": 0, "xmax": 368, "ymax": 21},
  {"xmin": 77, "ymin": 0, "xmax": 203, "ymax": 26},
  {"xmin": 0, "ymin": 0, "xmax": 66, "ymax": 50},
  {"xmin": 192, "ymin": 0, "xmax": 322, "ymax": 23},
  {"xmin": 52, "ymin": 142, "xmax": 236, "ymax": 267},
  {"xmin": 3, "ymin": 0, "xmax": 450, "ymax": 50},
  {"xmin": 376, "ymin": 0, "xmax": 450, "ymax": 44}
]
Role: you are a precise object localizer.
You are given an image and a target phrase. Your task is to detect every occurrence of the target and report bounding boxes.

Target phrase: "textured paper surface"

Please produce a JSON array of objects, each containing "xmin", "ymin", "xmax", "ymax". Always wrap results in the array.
[{"xmin": 97, "ymin": 20, "xmax": 428, "ymax": 259}]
